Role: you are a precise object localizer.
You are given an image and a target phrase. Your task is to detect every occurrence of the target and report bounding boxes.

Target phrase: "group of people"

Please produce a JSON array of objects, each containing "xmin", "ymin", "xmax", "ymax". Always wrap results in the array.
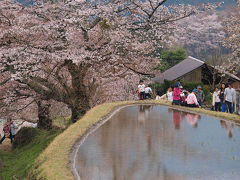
[
  {"xmin": 150, "ymin": 80, "xmax": 236, "ymax": 114},
  {"xmin": 165, "ymin": 83, "xmax": 204, "ymax": 108},
  {"xmin": 212, "ymin": 83, "xmax": 236, "ymax": 113},
  {"xmin": 0, "ymin": 117, "xmax": 18, "ymax": 144},
  {"xmin": 137, "ymin": 80, "xmax": 153, "ymax": 100}
]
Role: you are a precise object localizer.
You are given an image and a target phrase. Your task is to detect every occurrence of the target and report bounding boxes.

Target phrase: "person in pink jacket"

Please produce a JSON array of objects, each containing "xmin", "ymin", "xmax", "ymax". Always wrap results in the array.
[
  {"xmin": 186, "ymin": 89, "xmax": 201, "ymax": 108},
  {"xmin": 173, "ymin": 82, "xmax": 182, "ymax": 105}
]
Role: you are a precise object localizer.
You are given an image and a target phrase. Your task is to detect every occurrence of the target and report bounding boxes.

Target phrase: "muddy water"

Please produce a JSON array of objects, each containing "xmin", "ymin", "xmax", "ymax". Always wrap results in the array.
[{"xmin": 76, "ymin": 105, "xmax": 240, "ymax": 180}]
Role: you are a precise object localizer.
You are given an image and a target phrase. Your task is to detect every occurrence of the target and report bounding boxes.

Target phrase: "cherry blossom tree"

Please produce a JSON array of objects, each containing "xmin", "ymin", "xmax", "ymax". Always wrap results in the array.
[
  {"xmin": 220, "ymin": 0, "xmax": 240, "ymax": 74},
  {"xmin": 0, "ymin": 72, "xmax": 48, "ymax": 128},
  {"xmin": 0, "ymin": 0, "xmax": 219, "ymax": 123}
]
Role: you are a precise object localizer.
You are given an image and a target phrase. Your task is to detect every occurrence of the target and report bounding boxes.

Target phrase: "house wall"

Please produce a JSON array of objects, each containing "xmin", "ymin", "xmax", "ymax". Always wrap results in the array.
[{"xmin": 180, "ymin": 67, "xmax": 202, "ymax": 83}]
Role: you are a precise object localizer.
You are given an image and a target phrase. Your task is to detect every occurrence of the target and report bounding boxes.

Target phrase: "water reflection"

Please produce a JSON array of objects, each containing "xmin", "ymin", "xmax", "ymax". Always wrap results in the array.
[
  {"xmin": 220, "ymin": 120, "xmax": 235, "ymax": 138},
  {"xmin": 138, "ymin": 105, "xmax": 153, "ymax": 123},
  {"xmin": 76, "ymin": 106, "xmax": 240, "ymax": 180},
  {"xmin": 173, "ymin": 110, "xmax": 181, "ymax": 129},
  {"xmin": 171, "ymin": 110, "xmax": 201, "ymax": 129},
  {"xmin": 186, "ymin": 113, "xmax": 200, "ymax": 128}
]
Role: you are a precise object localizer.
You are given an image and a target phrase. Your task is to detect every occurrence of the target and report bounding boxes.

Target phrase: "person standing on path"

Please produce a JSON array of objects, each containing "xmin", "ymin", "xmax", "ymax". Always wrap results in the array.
[
  {"xmin": 10, "ymin": 119, "xmax": 18, "ymax": 143},
  {"xmin": 166, "ymin": 88, "xmax": 173, "ymax": 102},
  {"xmin": 224, "ymin": 83, "xmax": 235, "ymax": 113},
  {"xmin": 220, "ymin": 83, "xmax": 226, "ymax": 112},
  {"xmin": 173, "ymin": 83, "xmax": 181, "ymax": 105},
  {"xmin": 138, "ymin": 80, "xmax": 146, "ymax": 100},
  {"xmin": 213, "ymin": 87, "xmax": 221, "ymax": 111},
  {"xmin": 196, "ymin": 85, "xmax": 205, "ymax": 106},
  {"xmin": 0, "ymin": 118, "xmax": 11, "ymax": 144}
]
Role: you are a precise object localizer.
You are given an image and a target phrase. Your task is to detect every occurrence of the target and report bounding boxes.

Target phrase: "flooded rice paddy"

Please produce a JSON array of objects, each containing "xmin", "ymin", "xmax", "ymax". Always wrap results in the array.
[{"xmin": 76, "ymin": 105, "xmax": 240, "ymax": 180}]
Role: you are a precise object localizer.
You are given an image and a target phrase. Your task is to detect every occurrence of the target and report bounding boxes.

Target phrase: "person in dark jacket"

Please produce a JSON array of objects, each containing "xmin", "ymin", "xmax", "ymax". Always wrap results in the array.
[
  {"xmin": 220, "ymin": 83, "xmax": 226, "ymax": 112},
  {"xmin": 196, "ymin": 85, "xmax": 205, "ymax": 106}
]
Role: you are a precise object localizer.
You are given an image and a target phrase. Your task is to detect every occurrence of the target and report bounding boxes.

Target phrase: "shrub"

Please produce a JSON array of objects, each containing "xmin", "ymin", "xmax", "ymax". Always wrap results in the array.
[
  {"xmin": 151, "ymin": 80, "xmax": 176, "ymax": 96},
  {"xmin": 13, "ymin": 127, "xmax": 39, "ymax": 149},
  {"xmin": 202, "ymin": 85, "xmax": 212, "ymax": 104},
  {"xmin": 181, "ymin": 82, "xmax": 204, "ymax": 92}
]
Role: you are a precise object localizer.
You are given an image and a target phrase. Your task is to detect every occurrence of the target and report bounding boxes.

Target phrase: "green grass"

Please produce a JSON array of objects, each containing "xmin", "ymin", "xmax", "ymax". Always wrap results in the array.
[
  {"xmin": 0, "ymin": 129, "xmax": 61, "ymax": 180},
  {"xmin": 52, "ymin": 116, "xmax": 72, "ymax": 129}
]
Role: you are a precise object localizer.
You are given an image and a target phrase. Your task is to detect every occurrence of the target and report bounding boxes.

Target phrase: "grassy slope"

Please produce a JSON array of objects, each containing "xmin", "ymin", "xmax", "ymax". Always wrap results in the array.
[
  {"xmin": 27, "ymin": 100, "xmax": 240, "ymax": 180},
  {"xmin": 0, "ymin": 129, "xmax": 61, "ymax": 180}
]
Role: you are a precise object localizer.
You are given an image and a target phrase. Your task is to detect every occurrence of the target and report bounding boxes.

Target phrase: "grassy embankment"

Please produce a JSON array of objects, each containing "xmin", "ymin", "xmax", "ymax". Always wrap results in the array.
[
  {"xmin": 1, "ymin": 100, "xmax": 239, "ymax": 180},
  {"xmin": 27, "ymin": 100, "xmax": 240, "ymax": 180},
  {"xmin": 0, "ymin": 117, "xmax": 71, "ymax": 180}
]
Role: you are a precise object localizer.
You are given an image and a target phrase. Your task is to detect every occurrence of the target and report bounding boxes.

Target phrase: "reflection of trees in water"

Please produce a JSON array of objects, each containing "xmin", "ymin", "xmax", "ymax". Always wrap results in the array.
[
  {"xmin": 80, "ymin": 108, "xmax": 194, "ymax": 179},
  {"xmin": 77, "ymin": 107, "xmax": 240, "ymax": 180},
  {"xmin": 78, "ymin": 106, "xmax": 185, "ymax": 179},
  {"xmin": 100, "ymin": 108, "xmax": 199, "ymax": 179}
]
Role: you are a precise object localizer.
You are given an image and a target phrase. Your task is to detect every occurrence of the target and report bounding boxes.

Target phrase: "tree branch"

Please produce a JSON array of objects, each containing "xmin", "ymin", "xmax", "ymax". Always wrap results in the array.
[{"xmin": 123, "ymin": 64, "xmax": 155, "ymax": 77}]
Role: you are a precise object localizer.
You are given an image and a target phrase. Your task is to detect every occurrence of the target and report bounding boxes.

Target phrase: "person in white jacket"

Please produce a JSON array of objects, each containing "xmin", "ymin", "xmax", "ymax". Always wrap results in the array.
[
  {"xmin": 213, "ymin": 87, "xmax": 221, "ymax": 111},
  {"xmin": 166, "ymin": 88, "xmax": 173, "ymax": 102}
]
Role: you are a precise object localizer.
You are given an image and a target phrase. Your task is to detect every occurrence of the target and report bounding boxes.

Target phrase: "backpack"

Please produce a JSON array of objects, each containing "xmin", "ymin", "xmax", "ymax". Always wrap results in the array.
[{"xmin": 3, "ymin": 123, "xmax": 11, "ymax": 134}]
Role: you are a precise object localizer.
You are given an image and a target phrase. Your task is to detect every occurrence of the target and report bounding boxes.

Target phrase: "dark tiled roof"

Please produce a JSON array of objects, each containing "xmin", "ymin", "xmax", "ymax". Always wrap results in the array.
[{"xmin": 152, "ymin": 56, "xmax": 205, "ymax": 83}]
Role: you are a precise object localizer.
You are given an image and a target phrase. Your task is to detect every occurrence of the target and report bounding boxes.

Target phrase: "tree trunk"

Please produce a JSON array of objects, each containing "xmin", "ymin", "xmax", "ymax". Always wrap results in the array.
[
  {"xmin": 70, "ymin": 104, "xmax": 90, "ymax": 122},
  {"xmin": 212, "ymin": 71, "xmax": 216, "ymax": 90},
  {"xmin": 71, "ymin": 107, "xmax": 79, "ymax": 123},
  {"xmin": 37, "ymin": 100, "xmax": 52, "ymax": 130},
  {"xmin": 65, "ymin": 60, "xmax": 91, "ymax": 123}
]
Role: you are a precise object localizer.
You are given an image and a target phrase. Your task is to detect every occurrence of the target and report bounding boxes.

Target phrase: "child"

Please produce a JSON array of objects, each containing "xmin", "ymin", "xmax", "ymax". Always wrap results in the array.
[
  {"xmin": 166, "ymin": 88, "xmax": 173, "ymax": 102},
  {"xmin": 138, "ymin": 80, "xmax": 145, "ymax": 100}
]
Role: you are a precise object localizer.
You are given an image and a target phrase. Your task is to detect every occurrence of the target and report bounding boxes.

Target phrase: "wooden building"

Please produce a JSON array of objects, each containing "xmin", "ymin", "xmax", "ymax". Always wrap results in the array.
[
  {"xmin": 152, "ymin": 56, "xmax": 240, "ymax": 89},
  {"xmin": 232, "ymin": 70, "xmax": 240, "ymax": 90}
]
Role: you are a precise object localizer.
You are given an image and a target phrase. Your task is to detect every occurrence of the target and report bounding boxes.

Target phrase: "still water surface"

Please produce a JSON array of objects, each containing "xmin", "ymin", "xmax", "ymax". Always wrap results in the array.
[{"xmin": 76, "ymin": 105, "xmax": 240, "ymax": 180}]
